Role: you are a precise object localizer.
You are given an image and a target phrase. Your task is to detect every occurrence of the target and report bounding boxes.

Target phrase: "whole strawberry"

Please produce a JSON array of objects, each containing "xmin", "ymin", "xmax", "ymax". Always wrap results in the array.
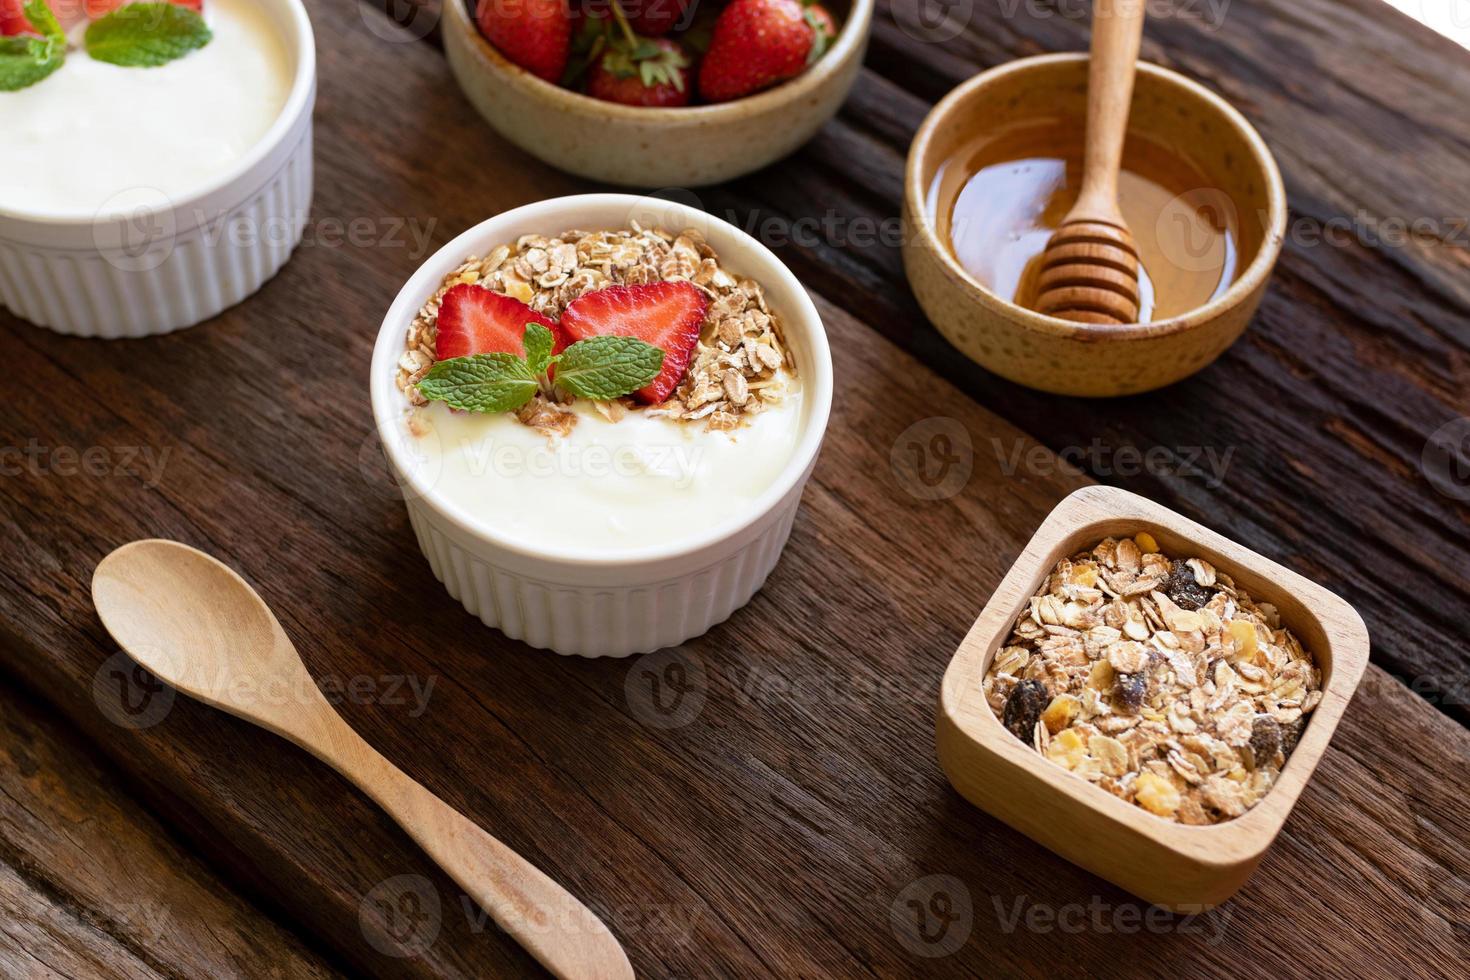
[
  {"xmin": 805, "ymin": 1, "xmax": 838, "ymax": 55},
  {"xmin": 698, "ymin": 0, "xmax": 813, "ymax": 103},
  {"xmin": 477, "ymin": 0, "xmax": 572, "ymax": 83},
  {"xmin": 587, "ymin": 36, "xmax": 690, "ymax": 107}
]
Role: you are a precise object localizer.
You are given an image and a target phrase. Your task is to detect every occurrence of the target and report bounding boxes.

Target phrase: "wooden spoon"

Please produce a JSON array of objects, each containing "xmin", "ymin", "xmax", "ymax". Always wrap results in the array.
[
  {"xmin": 1032, "ymin": 0, "xmax": 1148, "ymax": 324},
  {"xmin": 91, "ymin": 539, "xmax": 633, "ymax": 980}
]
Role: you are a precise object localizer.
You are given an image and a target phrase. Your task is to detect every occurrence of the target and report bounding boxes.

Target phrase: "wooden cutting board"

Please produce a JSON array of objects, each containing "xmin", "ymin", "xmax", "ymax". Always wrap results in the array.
[{"xmin": 0, "ymin": 0, "xmax": 1465, "ymax": 975}]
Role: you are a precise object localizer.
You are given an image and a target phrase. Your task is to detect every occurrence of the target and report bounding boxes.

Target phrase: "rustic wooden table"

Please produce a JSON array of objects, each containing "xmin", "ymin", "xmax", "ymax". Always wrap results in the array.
[{"xmin": 2, "ymin": 0, "xmax": 1467, "ymax": 976}]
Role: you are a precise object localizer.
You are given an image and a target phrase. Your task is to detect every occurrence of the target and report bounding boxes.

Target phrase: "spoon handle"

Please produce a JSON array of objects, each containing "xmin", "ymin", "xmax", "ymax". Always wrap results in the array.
[
  {"xmin": 1073, "ymin": 0, "xmax": 1146, "ymax": 223},
  {"xmin": 309, "ymin": 718, "xmax": 633, "ymax": 979}
]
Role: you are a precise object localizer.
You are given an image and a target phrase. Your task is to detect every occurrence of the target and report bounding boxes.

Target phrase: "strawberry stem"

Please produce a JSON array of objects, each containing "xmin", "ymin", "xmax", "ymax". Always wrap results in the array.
[{"xmin": 607, "ymin": 0, "xmax": 640, "ymax": 50}]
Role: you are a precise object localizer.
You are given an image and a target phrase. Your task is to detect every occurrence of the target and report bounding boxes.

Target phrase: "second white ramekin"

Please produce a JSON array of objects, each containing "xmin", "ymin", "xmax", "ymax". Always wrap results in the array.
[
  {"xmin": 370, "ymin": 194, "xmax": 834, "ymax": 658},
  {"xmin": 0, "ymin": 0, "xmax": 316, "ymax": 339}
]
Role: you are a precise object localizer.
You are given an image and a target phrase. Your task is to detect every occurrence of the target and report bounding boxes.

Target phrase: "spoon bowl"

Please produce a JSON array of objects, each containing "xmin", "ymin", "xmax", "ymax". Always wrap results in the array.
[
  {"xmin": 93, "ymin": 540, "xmax": 307, "ymax": 730},
  {"xmin": 92, "ymin": 539, "xmax": 633, "ymax": 980}
]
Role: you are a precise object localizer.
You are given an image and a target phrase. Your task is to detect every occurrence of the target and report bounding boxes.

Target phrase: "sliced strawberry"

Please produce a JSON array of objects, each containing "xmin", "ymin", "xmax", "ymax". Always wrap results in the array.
[
  {"xmin": 0, "ymin": 0, "xmax": 32, "ymax": 36},
  {"xmin": 560, "ymin": 281, "xmax": 707, "ymax": 404},
  {"xmin": 76, "ymin": 0, "xmax": 202, "ymax": 18},
  {"xmin": 434, "ymin": 285, "xmax": 567, "ymax": 362},
  {"xmin": 2, "ymin": 0, "xmax": 202, "ymax": 36},
  {"xmin": 27, "ymin": 0, "xmax": 204, "ymax": 27}
]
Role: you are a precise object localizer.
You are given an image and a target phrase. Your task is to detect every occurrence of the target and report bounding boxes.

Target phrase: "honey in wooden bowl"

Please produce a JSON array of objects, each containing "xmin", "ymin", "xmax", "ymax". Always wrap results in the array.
[
  {"xmin": 928, "ymin": 120, "xmax": 1242, "ymax": 322},
  {"xmin": 902, "ymin": 54, "xmax": 1287, "ymax": 396}
]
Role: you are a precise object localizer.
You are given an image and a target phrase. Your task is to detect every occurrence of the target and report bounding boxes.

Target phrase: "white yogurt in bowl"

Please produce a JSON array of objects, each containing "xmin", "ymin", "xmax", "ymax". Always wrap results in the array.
[
  {"xmin": 411, "ymin": 382, "xmax": 805, "ymax": 556},
  {"xmin": 0, "ymin": 0, "xmax": 292, "ymax": 219},
  {"xmin": 0, "ymin": 0, "xmax": 315, "ymax": 338}
]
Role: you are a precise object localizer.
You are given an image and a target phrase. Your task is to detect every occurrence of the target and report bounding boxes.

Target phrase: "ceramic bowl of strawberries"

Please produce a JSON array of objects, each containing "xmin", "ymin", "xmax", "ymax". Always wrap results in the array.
[{"xmin": 443, "ymin": 0, "xmax": 873, "ymax": 186}]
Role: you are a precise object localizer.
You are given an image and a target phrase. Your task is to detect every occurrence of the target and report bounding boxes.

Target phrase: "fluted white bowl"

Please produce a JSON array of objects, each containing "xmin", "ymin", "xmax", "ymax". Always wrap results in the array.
[
  {"xmin": 0, "ymin": 0, "xmax": 316, "ymax": 339},
  {"xmin": 370, "ymin": 194, "xmax": 833, "ymax": 657}
]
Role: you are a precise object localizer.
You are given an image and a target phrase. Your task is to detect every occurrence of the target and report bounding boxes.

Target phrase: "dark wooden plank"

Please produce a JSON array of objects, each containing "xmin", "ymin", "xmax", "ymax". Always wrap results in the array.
[
  {"xmin": 418, "ymin": 0, "xmax": 1470, "ymax": 725},
  {"xmin": 0, "ymin": 0, "xmax": 1464, "ymax": 976},
  {"xmin": 0, "ymin": 680, "xmax": 343, "ymax": 979}
]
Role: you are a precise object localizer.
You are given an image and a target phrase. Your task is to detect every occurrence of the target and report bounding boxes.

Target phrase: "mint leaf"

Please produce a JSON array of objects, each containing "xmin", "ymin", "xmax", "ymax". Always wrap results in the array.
[
  {"xmin": 86, "ymin": 2, "xmax": 212, "ymax": 68},
  {"xmin": 554, "ymin": 336, "xmax": 664, "ymax": 402},
  {"xmin": 523, "ymin": 323, "xmax": 555, "ymax": 378},
  {"xmin": 0, "ymin": 0, "xmax": 65, "ymax": 92},
  {"xmin": 417, "ymin": 354, "xmax": 539, "ymax": 414},
  {"xmin": 0, "ymin": 34, "xmax": 63, "ymax": 91}
]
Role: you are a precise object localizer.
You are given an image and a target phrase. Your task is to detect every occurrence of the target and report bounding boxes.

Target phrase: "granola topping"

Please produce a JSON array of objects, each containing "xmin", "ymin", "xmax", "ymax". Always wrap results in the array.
[
  {"xmin": 983, "ymin": 535, "xmax": 1323, "ymax": 825},
  {"xmin": 395, "ymin": 224, "xmax": 795, "ymax": 436}
]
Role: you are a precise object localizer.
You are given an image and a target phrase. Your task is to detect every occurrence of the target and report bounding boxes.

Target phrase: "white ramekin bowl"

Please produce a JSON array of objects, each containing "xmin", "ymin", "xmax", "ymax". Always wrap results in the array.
[
  {"xmin": 0, "ymin": 0, "xmax": 316, "ymax": 339},
  {"xmin": 370, "ymin": 194, "xmax": 833, "ymax": 658}
]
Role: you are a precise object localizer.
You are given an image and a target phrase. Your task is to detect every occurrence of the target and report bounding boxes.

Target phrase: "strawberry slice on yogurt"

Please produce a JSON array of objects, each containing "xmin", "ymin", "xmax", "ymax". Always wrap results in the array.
[
  {"xmin": 434, "ymin": 284, "xmax": 569, "ymax": 362},
  {"xmin": 0, "ymin": 0, "xmax": 33, "ymax": 35},
  {"xmin": 1, "ymin": 0, "xmax": 202, "ymax": 35},
  {"xmin": 560, "ymin": 281, "xmax": 708, "ymax": 405},
  {"xmin": 33, "ymin": 0, "xmax": 204, "ymax": 32}
]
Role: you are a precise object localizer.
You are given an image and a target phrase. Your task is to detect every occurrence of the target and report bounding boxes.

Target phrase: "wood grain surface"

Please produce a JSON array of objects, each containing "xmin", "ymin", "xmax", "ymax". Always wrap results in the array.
[
  {"xmin": 0, "ymin": 0, "xmax": 1466, "ymax": 975},
  {"xmin": 0, "ymin": 681, "xmax": 342, "ymax": 979}
]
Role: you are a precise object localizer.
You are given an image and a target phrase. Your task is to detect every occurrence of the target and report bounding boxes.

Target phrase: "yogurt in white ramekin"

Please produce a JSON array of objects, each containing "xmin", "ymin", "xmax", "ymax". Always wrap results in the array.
[
  {"xmin": 371, "ymin": 195, "xmax": 833, "ymax": 658},
  {"xmin": 0, "ymin": 0, "xmax": 315, "ymax": 337},
  {"xmin": 0, "ymin": 0, "xmax": 291, "ymax": 218},
  {"xmin": 416, "ymin": 391, "xmax": 805, "ymax": 555}
]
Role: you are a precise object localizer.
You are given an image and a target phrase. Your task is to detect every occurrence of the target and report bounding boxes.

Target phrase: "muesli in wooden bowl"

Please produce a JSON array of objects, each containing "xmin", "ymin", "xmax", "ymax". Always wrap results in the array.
[
  {"xmin": 982, "ymin": 533, "xmax": 1323, "ymax": 825},
  {"xmin": 936, "ymin": 486, "xmax": 1369, "ymax": 909}
]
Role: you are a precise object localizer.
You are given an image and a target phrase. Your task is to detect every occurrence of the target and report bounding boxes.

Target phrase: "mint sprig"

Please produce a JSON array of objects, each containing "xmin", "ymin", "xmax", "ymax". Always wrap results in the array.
[
  {"xmin": 86, "ymin": 2, "xmax": 213, "ymax": 68},
  {"xmin": 0, "ymin": 0, "xmax": 65, "ymax": 93},
  {"xmin": 417, "ymin": 322, "xmax": 664, "ymax": 415}
]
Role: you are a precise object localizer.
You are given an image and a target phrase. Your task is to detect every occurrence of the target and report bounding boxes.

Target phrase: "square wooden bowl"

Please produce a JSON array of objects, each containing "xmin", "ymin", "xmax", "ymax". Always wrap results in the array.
[{"xmin": 936, "ymin": 486, "xmax": 1370, "ymax": 910}]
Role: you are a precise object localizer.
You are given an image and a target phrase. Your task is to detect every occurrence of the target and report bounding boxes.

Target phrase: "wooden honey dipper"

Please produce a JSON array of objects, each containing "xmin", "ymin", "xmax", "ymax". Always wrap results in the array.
[{"xmin": 1033, "ymin": 0, "xmax": 1148, "ymax": 324}]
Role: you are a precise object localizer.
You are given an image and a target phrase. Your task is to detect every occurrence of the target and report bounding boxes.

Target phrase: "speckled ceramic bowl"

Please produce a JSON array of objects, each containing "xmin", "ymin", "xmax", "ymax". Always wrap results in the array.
[
  {"xmin": 443, "ymin": 0, "xmax": 872, "ymax": 187},
  {"xmin": 902, "ymin": 54, "xmax": 1287, "ymax": 397}
]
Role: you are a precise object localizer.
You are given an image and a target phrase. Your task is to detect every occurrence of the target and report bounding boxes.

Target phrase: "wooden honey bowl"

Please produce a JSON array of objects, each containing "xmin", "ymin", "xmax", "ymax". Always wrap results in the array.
[
  {"xmin": 903, "ymin": 54, "xmax": 1288, "ymax": 397},
  {"xmin": 936, "ymin": 486, "xmax": 1370, "ymax": 910}
]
